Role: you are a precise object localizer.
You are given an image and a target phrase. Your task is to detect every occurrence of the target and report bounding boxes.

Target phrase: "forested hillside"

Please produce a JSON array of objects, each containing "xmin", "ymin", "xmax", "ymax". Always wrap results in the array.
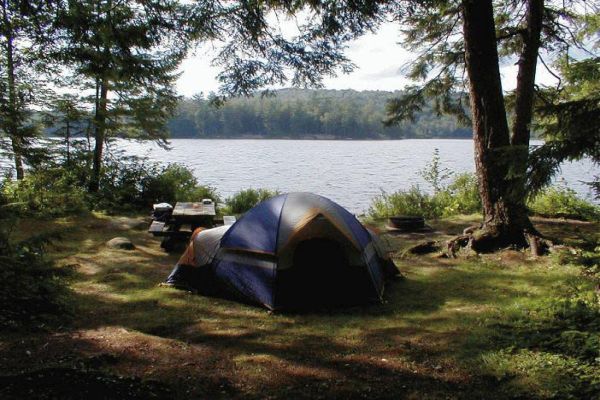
[{"xmin": 168, "ymin": 89, "xmax": 471, "ymax": 139}]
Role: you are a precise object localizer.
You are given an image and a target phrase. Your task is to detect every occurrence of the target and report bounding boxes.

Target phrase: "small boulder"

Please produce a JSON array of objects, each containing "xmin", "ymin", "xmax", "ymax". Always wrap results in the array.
[
  {"xmin": 106, "ymin": 237, "xmax": 135, "ymax": 250},
  {"xmin": 406, "ymin": 240, "xmax": 440, "ymax": 255}
]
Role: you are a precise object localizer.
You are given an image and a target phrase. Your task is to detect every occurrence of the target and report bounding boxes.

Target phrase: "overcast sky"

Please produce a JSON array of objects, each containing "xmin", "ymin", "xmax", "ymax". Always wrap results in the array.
[{"xmin": 175, "ymin": 22, "xmax": 560, "ymax": 98}]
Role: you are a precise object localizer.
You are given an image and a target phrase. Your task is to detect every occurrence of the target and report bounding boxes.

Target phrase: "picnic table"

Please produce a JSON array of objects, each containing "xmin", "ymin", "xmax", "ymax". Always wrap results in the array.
[{"xmin": 149, "ymin": 201, "xmax": 216, "ymax": 251}]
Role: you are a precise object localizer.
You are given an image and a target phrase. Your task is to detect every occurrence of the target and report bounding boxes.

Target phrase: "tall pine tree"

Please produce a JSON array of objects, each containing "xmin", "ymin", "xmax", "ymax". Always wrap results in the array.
[
  {"xmin": 0, "ymin": 0, "xmax": 59, "ymax": 179},
  {"xmin": 204, "ymin": 0, "xmax": 597, "ymax": 252},
  {"xmin": 57, "ymin": 0, "xmax": 189, "ymax": 192},
  {"xmin": 381, "ymin": 0, "xmax": 597, "ymax": 253}
]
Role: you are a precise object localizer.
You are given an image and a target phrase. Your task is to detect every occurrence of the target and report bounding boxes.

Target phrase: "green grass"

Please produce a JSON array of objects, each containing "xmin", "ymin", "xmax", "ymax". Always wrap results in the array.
[{"xmin": 1, "ymin": 213, "xmax": 598, "ymax": 399}]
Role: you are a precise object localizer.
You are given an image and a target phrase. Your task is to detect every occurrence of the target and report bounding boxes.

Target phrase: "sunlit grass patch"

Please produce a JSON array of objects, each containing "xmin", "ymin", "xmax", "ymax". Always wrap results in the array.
[{"xmin": 482, "ymin": 349, "xmax": 597, "ymax": 398}]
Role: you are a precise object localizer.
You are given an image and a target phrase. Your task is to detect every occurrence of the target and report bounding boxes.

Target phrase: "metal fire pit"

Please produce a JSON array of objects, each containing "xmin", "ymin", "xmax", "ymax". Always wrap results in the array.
[{"xmin": 388, "ymin": 215, "xmax": 426, "ymax": 232}]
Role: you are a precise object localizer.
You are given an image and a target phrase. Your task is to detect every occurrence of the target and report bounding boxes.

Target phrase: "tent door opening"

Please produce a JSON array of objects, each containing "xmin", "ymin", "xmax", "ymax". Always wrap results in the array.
[{"xmin": 275, "ymin": 238, "xmax": 371, "ymax": 309}]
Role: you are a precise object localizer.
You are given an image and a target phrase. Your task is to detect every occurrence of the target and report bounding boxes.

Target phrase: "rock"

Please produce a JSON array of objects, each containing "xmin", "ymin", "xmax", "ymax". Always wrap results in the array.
[
  {"xmin": 406, "ymin": 240, "xmax": 440, "ymax": 255},
  {"xmin": 106, "ymin": 237, "xmax": 135, "ymax": 250}
]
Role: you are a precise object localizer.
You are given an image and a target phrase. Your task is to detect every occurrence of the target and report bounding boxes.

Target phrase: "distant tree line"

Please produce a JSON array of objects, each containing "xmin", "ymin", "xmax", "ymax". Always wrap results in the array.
[{"xmin": 167, "ymin": 89, "xmax": 472, "ymax": 139}]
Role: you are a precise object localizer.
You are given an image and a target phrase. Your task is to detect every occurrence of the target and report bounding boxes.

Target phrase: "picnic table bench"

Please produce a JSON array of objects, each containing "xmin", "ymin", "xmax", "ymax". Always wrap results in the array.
[{"xmin": 149, "ymin": 200, "xmax": 216, "ymax": 251}]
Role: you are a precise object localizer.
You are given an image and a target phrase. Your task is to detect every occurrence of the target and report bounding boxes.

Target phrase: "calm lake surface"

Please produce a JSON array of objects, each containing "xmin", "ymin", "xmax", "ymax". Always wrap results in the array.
[{"xmin": 116, "ymin": 139, "xmax": 597, "ymax": 213}]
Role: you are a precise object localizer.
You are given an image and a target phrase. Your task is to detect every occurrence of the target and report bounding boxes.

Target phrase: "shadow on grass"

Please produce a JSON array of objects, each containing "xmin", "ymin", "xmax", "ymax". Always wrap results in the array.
[
  {"xmin": 5, "ymin": 213, "xmax": 596, "ymax": 399},
  {"xmin": 39, "ymin": 259, "xmax": 555, "ymax": 399},
  {"xmin": 26, "ymin": 289, "xmax": 509, "ymax": 400}
]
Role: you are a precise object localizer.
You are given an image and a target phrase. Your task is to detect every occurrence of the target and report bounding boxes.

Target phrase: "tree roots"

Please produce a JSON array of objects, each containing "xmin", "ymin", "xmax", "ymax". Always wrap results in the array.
[{"xmin": 445, "ymin": 224, "xmax": 553, "ymax": 257}]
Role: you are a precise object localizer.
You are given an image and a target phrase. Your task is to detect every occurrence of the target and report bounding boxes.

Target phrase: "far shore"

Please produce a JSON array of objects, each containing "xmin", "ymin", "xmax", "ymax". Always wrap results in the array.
[
  {"xmin": 44, "ymin": 134, "xmax": 479, "ymax": 141},
  {"xmin": 164, "ymin": 135, "xmax": 476, "ymax": 140}
]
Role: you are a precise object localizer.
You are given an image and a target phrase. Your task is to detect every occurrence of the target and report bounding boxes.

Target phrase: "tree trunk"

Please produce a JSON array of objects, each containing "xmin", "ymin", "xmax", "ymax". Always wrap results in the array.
[
  {"xmin": 512, "ymin": 0, "xmax": 544, "ymax": 146},
  {"xmin": 89, "ymin": 78, "xmax": 108, "ymax": 193},
  {"xmin": 461, "ymin": 0, "xmax": 537, "ymax": 252},
  {"xmin": 509, "ymin": 0, "xmax": 544, "ymax": 210},
  {"xmin": 65, "ymin": 120, "xmax": 71, "ymax": 165},
  {"xmin": 2, "ymin": 2, "xmax": 24, "ymax": 180}
]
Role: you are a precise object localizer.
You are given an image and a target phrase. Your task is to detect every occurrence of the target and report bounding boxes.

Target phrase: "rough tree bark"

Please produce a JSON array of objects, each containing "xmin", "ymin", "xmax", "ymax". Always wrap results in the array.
[
  {"xmin": 455, "ymin": 0, "xmax": 548, "ymax": 255},
  {"xmin": 512, "ymin": 0, "xmax": 544, "ymax": 147},
  {"xmin": 510, "ymin": 0, "xmax": 548, "ymax": 253},
  {"xmin": 1, "ymin": 1, "xmax": 24, "ymax": 180},
  {"xmin": 89, "ymin": 78, "xmax": 108, "ymax": 193}
]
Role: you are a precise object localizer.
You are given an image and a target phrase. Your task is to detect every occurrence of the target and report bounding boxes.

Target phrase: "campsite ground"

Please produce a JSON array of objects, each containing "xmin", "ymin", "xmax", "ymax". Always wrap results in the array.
[{"xmin": 1, "ymin": 214, "xmax": 598, "ymax": 399}]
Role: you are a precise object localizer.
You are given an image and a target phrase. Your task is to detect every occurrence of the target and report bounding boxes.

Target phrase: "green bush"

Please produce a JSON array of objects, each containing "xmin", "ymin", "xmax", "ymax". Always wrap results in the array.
[
  {"xmin": 369, "ymin": 150, "xmax": 482, "ymax": 220},
  {"xmin": 2, "ymin": 168, "xmax": 89, "ymax": 217},
  {"xmin": 528, "ymin": 186, "xmax": 600, "ymax": 221},
  {"xmin": 368, "ymin": 187, "xmax": 439, "ymax": 219},
  {"xmin": 419, "ymin": 148, "xmax": 453, "ymax": 193},
  {"xmin": 97, "ymin": 159, "xmax": 220, "ymax": 212},
  {"xmin": 368, "ymin": 173, "xmax": 481, "ymax": 220},
  {"xmin": 223, "ymin": 188, "xmax": 280, "ymax": 215},
  {"xmin": 445, "ymin": 173, "xmax": 481, "ymax": 215},
  {"xmin": 0, "ymin": 232, "xmax": 73, "ymax": 330},
  {"xmin": 1, "ymin": 155, "xmax": 221, "ymax": 216},
  {"xmin": 150, "ymin": 164, "xmax": 220, "ymax": 204}
]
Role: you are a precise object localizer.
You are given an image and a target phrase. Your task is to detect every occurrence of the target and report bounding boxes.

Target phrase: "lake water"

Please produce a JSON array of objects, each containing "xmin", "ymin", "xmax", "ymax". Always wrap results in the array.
[
  {"xmin": 114, "ymin": 139, "xmax": 597, "ymax": 213},
  {"xmin": 0, "ymin": 138, "xmax": 595, "ymax": 213}
]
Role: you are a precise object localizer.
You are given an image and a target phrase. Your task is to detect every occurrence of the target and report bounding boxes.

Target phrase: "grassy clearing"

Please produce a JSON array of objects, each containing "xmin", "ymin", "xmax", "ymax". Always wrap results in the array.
[{"xmin": 1, "ymin": 213, "xmax": 598, "ymax": 399}]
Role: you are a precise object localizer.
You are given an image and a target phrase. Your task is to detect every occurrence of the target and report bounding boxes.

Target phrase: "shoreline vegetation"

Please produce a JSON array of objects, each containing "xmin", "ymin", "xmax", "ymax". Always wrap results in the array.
[
  {"xmin": 138, "ymin": 135, "xmax": 477, "ymax": 141},
  {"xmin": 168, "ymin": 89, "xmax": 472, "ymax": 140},
  {"xmin": 40, "ymin": 89, "xmax": 475, "ymax": 141}
]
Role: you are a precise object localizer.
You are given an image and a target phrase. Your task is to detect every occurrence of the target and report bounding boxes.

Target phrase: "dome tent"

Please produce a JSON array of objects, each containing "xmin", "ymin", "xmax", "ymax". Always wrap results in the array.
[{"xmin": 166, "ymin": 192, "xmax": 399, "ymax": 310}]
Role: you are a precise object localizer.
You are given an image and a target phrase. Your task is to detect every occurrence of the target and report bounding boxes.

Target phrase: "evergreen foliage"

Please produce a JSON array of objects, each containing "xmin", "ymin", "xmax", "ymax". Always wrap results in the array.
[
  {"xmin": 372, "ymin": 0, "xmax": 599, "ymax": 250},
  {"xmin": 0, "ymin": 0, "xmax": 60, "ymax": 179},
  {"xmin": 55, "ymin": 0, "xmax": 190, "ymax": 191},
  {"xmin": 168, "ymin": 89, "xmax": 471, "ymax": 139},
  {"xmin": 530, "ymin": 56, "xmax": 600, "ymax": 198}
]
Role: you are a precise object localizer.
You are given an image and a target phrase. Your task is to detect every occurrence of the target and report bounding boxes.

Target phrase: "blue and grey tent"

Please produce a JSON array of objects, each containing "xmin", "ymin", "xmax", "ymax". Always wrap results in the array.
[{"xmin": 166, "ymin": 192, "xmax": 399, "ymax": 310}]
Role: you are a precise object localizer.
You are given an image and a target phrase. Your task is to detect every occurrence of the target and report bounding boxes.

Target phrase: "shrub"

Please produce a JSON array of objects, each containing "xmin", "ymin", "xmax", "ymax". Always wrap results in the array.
[
  {"xmin": 0, "ymin": 231, "xmax": 73, "ymax": 330},
  {"xmin": 223, "ymin": 188, "xmax": 280, "ymax": 215},
  {"xmin": 1, "ymin": 154, "xmax": 220, "ymax": 215},
  {"xmin": 100, "ymin": 160, "xmax": 220, "ymax": 210},
  {"xmin": 368, "ymin": 173, "xmax": 481, "ymax": 220},
  {"xmin": 369, "ymin": 150, "xmax": 482, "ymax": 220},
  {"xmin": 90, "ymin": 156, "xmax": 220, "ymax": 213},
  {"xmin": 368, "ymin": 186, "xmax": 440, "ymax": 219},
  {"xmin": 419, "ymin": 148, "xmax": 453, "ymax": 193},
  {"xmin": 2, "ymin": 168, "xmax": 89, "ymax": 217},
  {"xmin": 528, "ymin": 186, "xmax": 600, "ymax": 221},
  {"xmin": 151, "ymin": 164, "xmax": 220, "ymax": 204},
  {"xmin": 444, "ymin": 172, "xmax": 482, "ymax": 215},
  {"xmin": 553, "ymin": 245, "xmax": 600, "ymax": 283}
]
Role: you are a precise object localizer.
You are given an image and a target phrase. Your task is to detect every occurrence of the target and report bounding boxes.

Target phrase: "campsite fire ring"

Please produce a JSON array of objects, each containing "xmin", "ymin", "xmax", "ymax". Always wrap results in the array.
[{"xmin": 388, "ymin": 216, "xmax": 426, "ymax": 232}]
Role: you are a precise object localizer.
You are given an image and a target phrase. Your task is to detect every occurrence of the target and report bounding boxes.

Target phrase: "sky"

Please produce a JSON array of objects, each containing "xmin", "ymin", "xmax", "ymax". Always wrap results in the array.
[{"xmin": 175, "ymin": 22, "xmax": 560, "ymax": 98}]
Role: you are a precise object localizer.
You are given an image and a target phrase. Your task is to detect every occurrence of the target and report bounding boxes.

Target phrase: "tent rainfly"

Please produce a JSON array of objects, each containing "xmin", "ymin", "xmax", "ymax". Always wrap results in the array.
[{"xmin": 165, "ymin": 192, "xmax": 399, "ymax": 310}]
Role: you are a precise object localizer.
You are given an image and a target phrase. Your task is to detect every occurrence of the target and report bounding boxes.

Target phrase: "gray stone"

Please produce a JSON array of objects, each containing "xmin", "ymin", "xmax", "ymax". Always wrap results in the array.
[{"xmin": 106, "ymin": 237, "xmax": 136, "ymax": 250}]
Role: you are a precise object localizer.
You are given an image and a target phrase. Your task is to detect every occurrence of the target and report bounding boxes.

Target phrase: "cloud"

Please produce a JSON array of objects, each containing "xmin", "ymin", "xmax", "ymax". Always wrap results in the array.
[
  {"xmin": 361, "ymin": 66, "xmax": 404, "ymax": 79},
  {"xmin": 175, "ymin": 21, "xmax": 558, "ymax": 96}
]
